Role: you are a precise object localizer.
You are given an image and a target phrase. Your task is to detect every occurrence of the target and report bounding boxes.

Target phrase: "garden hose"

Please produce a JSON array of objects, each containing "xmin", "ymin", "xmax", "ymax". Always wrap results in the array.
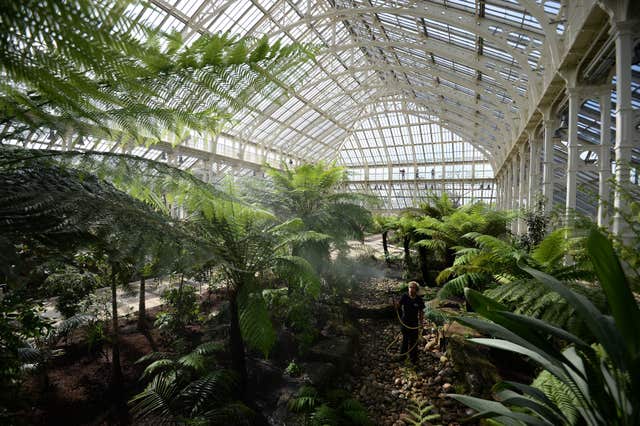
[{"xmin": 384, "ymin": 304, "xmax": 423, "ymax": 358}]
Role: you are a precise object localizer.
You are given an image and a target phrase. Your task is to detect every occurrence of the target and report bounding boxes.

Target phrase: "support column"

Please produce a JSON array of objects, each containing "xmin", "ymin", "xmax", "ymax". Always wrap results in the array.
[
  {"xmin": 518, "ymin": 145, "xmax": 527, "ymax": 234},
  {"xmin": 541, "ymin": 108, "xmax": 556, "ymax": 212},
  {"xmin": 505, "ymin": 162, "xmax": 512, "ymax": 211},
  {"xmin": 387, "ymin": 163, "xmax": 393, "ymax": 209},
  {"xmin": 612, "ymin": 21, "xmax": 636, "ymax": 240},
  {"xmin": 565, "ymin": 86, "xmax": 580, "ymax": 226},
  {"xmin": 494, "ymin": 173, "xmax": 504, "ymax": 210},
  {"xmin": 512, "ymin": 156, "xmax": 518, "ymax": 212},
  {"xmin": 598, "ymin": 87, "xmax": 612, "ymax": 228},
  {"xmin": 528, "ymin": 132, "xmax": 541, "ymax": 205}
]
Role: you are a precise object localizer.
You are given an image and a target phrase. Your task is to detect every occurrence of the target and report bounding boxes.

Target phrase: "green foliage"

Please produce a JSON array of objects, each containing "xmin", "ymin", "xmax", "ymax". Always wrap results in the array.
[
  {"xmin": 249, "ymin": 161, "xmax": 377, "ymax": 272},
  {"xmin": 238, "ymin": 289, "xmax": 276, "ymax": 358},
  {"xmin": 402, "ymin": 398, "xmax": 441, "ymax": 425},
  {"xmin": 284, "ymin": 361, "xmax": 302, "ymax": 377},
  {"xmin": 183, "ymin": 182, "xmax": 321, "ymax": 377},
  {"xmin": 437, "ymin": 228, "xmax": 593, "ymax": 306},
  {"xmin": 155, "ymin": 285, "xmax": 202, "ymax": 341},
  {"xmin": 415, "ymin": 202, "xmax": 510, "ymax": 266},
  {"xmin": 130, "ymin": 342, "xmax": 250, "ymax": 425},
  {"xmin": 531, "ymin": 370, "xmax": 579, "ymax": 425},
  {"xmin": 0, "ymin": 292, "xmax": 49, "ymax": 407},
  {"xmin": 45, "ymin": 267, "xmax": 98, "ymax": 318},
  {"xmin": 288, "ymin": 386, "xmax": 371, "ymax": 425},
  {"xmin": 484, "ymin": 279, "xmax": 606, "ymax": 339},
  {"xmin": 1, "ymin": 0, "xmax": 313, "ymax": 144},
  {"xmin": 518, "ymin": 196, "xmax": 550, "ymax": 252},
  {"xmin": 288, "ymin": 386, "xmax": 320, "ymax": 412},
  {"xmin": 449, "ymin": 229, "xmax": 640, "ymax": 426}
]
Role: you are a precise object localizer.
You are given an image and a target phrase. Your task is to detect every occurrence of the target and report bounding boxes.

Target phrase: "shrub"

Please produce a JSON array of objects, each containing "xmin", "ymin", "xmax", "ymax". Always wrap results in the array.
[{"xmin": 45, "ymin": 268, "xmax": 98, "ymax": 318}]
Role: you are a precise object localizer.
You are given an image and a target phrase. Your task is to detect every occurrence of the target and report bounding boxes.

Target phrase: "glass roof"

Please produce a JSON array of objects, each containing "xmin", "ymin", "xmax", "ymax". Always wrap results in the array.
[{"xmin": 4, "ymin": 0, "xmax": 639, "ymax": 211}]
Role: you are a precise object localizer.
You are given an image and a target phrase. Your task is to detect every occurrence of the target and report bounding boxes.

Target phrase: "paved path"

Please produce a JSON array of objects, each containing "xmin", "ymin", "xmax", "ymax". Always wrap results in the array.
[{"xmin": 41, "ymin": 233, "xmax": 399, "ymax": 323}]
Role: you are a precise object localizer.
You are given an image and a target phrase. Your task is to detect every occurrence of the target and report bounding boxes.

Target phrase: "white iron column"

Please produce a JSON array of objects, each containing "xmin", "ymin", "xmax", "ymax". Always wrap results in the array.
[
  {"xmin": 505, "ymin": 161, "xmax": 512, "ymax": 210},
  {"xmin": 511, "ymin": 157, "xmax": 517, "ymax": 211},
  {"xmin": 499, "ymin": 172, "xmax": 505, "ymax": 209},
  {"xmin": 541, "ymin": 110, "xmax": 556, "ymax": 212},
  {"xmin": 528, "ymin": 133, "xmax": 541, "ymax": 205},
  {"xmin": 518, "ymin": 144, "xmax": 527, "ymax": 234},
  {"xmin": 612, "ymin": 22, "xmax": 636, "ymax": 240},
  {"xmin": 565, "ymin": 87, "xmax": 580, "ymax": 225},
  {"xmin": 598, "ymin": 88, "xmax": 612, "ymax": 228}
]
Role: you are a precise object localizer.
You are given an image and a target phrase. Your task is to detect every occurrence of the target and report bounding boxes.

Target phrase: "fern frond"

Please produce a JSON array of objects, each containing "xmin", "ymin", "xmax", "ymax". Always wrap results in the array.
[
  {"xmin": 238, "ymin": 290, "xmax": 276, "ymax": 358},
  {"xmin": 310, "ymin": 404, "xmax": 339, "ymax": 426},
  {"xmin": 129, "ymin": 374, "xmax": 180, "ymax": 423},
  {"xmin": 201, "ymin": 401, "xmax": 254, "ymax": 426},
  {"xmin": 403, "ymin": 398, "xmax": 441, "ymax": 425},
  {"xmin": 141, "ymin": 359, "xmax": 177, "ymax": 381}
]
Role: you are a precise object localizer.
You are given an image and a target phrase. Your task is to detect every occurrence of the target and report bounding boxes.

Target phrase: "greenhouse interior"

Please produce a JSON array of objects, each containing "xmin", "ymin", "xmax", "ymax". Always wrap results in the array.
[{"xmin": 1, "ymin": 0, "xmax": 640, "ymax": 425}]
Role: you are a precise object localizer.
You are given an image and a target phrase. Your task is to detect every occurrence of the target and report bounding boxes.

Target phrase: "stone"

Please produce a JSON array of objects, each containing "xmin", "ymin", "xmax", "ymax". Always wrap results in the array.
[
  {"xmin": 442, "ymin": 382, "xmax": 453, "ymax": 391},
  {"xmin": 299, "ymin": 362, "xmax": 336, "ymax": 389},
  {"xmin": 307, "ymin": 336, "xmax": 355, "ymax": 373}
]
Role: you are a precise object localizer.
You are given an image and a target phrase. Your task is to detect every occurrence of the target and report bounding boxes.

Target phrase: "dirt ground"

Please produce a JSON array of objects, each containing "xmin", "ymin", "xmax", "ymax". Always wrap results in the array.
[{"xmin": 20, "ymin": 319, "xmax": 159, "ymax": 425}]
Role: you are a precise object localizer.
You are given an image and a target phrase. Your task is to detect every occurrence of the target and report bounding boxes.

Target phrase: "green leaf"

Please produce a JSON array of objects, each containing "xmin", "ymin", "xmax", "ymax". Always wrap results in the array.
[{"xmin": 587, "ymin": 229, "xmax": 640, "ymax": 357}]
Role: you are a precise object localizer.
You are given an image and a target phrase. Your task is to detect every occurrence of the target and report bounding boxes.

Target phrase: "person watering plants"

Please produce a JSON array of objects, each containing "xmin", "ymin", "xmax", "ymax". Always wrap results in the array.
[{"xmin": 394, "ymin": 281, "xmax": 425, "ymax": 364}]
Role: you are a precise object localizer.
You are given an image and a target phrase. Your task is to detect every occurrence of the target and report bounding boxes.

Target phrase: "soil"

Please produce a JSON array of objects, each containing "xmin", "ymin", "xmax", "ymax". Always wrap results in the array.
[
  {"xmin": 13, "ymin": 256, "xmax": 532, "ymax": 426},
  {"xmin": 18, "ymin": 307, "xmax": 168, "ymax": 426}
]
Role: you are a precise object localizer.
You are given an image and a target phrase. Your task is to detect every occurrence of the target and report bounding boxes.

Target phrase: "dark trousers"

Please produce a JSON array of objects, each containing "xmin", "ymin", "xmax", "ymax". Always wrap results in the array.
[{"xmin": 400, "ymin": 326, "xmax": 419, "ymax": 364}]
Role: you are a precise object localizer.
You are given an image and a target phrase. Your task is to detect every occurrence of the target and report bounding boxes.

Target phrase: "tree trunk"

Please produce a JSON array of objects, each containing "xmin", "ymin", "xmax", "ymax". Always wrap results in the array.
[
  {"xmin": 137, "ymin": 276, "xmax": 146, "ymax": 330},
  {"xmin": 110, "ymin": 271, "xmax": 123, "ymax": 392},
  {"xmin": 403, "ymin": 235, "xmax": 413, "ymax": 271},
  {"xmin": 228, "ymin": 292, "xmax": 247, "ymax": 390},
  {"xmin": 418, "ymin": 246, "xmax": 432, "ymax": 287},
  {"xmin": 382, "ymin": 231, "xmax": 390, "ymax": 266}
]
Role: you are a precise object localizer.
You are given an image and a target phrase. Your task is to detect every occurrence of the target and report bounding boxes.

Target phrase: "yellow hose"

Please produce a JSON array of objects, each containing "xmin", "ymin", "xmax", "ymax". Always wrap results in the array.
[{"xmin": 384, "ymin": 304, "xmax": 423, "ymax": 357}]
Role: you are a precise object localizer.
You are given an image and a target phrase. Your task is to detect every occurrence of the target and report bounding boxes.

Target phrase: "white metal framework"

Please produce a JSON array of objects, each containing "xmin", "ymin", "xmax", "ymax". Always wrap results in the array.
[{"xmin": 5, "ymin": 0, "xmax": 640, "ymax": 223}]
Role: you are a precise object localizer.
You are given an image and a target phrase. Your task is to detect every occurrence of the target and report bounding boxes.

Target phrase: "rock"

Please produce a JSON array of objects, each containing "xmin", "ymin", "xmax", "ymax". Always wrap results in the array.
[
  {"xmin": 394, "ymin": 378, "xmax": 402, "ymax": 385},
  {"xmin": 307, "ymin": 336, "xmax": 355, "ymax": 373},
  {"xmin": 442, "ymin": 383, "xmax": 453, "ymax": 391},
  {"xmin": 299, "ymin": 362, "xmax": 336, "ymax": 389}
]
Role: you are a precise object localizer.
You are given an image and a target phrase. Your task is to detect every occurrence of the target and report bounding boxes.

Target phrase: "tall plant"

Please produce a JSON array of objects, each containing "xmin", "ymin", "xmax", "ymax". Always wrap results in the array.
[
  {"xmin": 449, "ymin": 229, "xmax": 640, "ymax": 425},
  {"xmin": 250, "ymin": 162, "xmax": 376, "ymax": 272},
  {"xmin": 185, "ymin": 183, "xmax": 319, "ymax": 388}
]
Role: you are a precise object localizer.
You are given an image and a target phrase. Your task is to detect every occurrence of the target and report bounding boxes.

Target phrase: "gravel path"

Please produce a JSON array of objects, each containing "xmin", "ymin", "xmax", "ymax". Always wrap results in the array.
[{"xmin": 346, "ymin": 277, "xmax": 472, "ymax": 426}]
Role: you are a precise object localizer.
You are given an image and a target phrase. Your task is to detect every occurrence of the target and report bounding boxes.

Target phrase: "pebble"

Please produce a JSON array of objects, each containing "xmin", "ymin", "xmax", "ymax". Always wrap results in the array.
[{"xmin": 348, "ymin": 276, "xmax": 469, "ymax": 425}]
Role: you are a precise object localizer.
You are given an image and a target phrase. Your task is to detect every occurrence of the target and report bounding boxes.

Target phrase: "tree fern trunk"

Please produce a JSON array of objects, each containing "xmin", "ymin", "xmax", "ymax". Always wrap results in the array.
[
  {"xmin": 382, "ymin": 231, "xmax": 390, "ymax": 266},
  {"xmin": 403, "ymin": 235, "xmax": 413, "ymax": 271},
  {"xmin": 228, "ymin": 291, "xmax": 247, "ymax": 390},
  {"xmin": 418, "ymin": 246, "xmax": 432, "ymax": 287},
  {"xmin": 137, "ymin": 275, "xmax": 158, "ymax": 351},
  {"xmin": 110, "ymin": 270, "xmax": 123, "ymax": 392},
  {"xmin": 138, "ymin": 276, "xmax": 146, "ymax": 330}
]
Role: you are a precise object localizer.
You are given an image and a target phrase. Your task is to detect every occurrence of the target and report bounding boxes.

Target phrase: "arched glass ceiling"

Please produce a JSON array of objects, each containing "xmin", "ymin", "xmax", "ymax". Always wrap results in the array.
[{"xmin": 5, "ymin": 0, "xmax": 637, "ymax": 212}]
